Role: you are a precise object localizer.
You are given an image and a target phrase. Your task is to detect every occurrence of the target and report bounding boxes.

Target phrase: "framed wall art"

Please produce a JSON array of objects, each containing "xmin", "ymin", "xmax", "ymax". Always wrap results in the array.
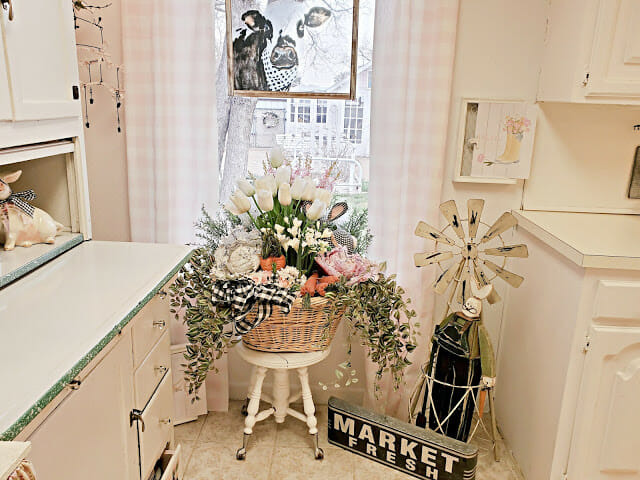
[
  {"xmin": 454, "ymin": 99, "xmax": 538, "ymax": 184},
  {"xmin": 225, "ymin": 0, "xmax": 359, "ymax": 99}
]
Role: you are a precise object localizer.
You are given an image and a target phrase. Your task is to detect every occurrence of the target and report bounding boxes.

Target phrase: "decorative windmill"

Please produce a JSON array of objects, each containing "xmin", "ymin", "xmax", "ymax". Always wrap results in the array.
[
  {"xmin": 409, "ymin": 199, "xmax": 528, "ymax": 458},
  {"xmin": 413, "ymin": 199, "xmax": 528, "ymax": 310}
]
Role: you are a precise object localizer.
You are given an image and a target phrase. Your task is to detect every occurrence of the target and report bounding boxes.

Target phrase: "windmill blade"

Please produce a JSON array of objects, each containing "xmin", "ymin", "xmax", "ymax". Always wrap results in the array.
[
  {"xmin": 456, "ymin": 267, "xmax": 473, "ymax": 304},
  {"xmin": 479, "ymin": 212, "xmax": 517, "ymax": 244},
  {"xmin": 415, "ymin": 221, "xmax": 458, "ymax": 247},
  {"xmin": 482, "ymin": 244, "xmax": 529, "ymax": 258},
  {"xmin": 439, "ymin": 200, "xmax": 466, "ymax": 240},
  {"xmin": 414, "ymin": 251, "xmax": 454, "ymax": 267},
  {"xmin": 433, "ymin": 259, "xmax": 465, "ymax": 295},
  {"xmin": 467, "ymin": 199, "xmax": 485, "ymax": 240},
  {"xmin": 483, "ymin": 259, "xmax": 524, "ymax": 288},
  {"xmin": 472, "ymin": 260, "xmax": 502, "ymax": 304}
]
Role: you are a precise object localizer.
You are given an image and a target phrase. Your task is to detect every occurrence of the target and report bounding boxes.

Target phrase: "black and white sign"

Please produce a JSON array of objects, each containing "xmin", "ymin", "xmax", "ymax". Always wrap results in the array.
[{"xmin": 328, "ymin": 397, "xmax": 477, "ymax": 480}]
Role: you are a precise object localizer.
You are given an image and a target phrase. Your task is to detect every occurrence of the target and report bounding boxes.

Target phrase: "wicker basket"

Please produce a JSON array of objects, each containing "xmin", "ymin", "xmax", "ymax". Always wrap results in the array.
[{"xmin": 242, "ymin": 296, "xmax": 343, "ymax": 353}]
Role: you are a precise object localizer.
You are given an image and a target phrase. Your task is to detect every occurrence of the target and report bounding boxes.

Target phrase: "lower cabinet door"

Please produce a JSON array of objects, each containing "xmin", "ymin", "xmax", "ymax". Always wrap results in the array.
[
  {"xmin": 567, "ymin": 325, "xmax": 640, "ymax": 479},
  {"xmin": 139, "ymin": 372, "xmax": 174, "ymax": 480},
  {"xmin": 27, "ymin": 334, "xmax": 138, "ymax": 480}
]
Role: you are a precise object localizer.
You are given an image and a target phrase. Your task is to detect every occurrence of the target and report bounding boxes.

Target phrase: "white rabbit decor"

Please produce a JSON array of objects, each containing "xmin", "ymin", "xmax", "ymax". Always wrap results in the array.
[{"xmin": 0, "ymin": 170, "xmax": 64, "ymax": 250}]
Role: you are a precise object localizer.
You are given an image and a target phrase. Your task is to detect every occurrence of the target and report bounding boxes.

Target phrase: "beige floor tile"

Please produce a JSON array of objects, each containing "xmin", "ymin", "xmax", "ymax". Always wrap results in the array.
[
  {"xmin": 269, "ymin": 445, "xmax": 354, "ymax": 480},
  {"xmin": 276, "ymin": 404, "xmax": 329, "ymax": 447},
  {"xmin": 199, "ymin": 400, "xmax": 277, "ymax": 448},
  {"xmin": 175, "ymin": 415, "xmax": 206, "ymax": 444},
  {"xmin": 185, "ymin": 442, "xmax": 274, "ymax": 480}
]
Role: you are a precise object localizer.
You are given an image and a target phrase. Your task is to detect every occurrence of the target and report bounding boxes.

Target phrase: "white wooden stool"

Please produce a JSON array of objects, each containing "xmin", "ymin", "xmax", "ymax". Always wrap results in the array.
[{"xmin": 235, "ymin": 343, "xmax": 331, "ymax": 461}]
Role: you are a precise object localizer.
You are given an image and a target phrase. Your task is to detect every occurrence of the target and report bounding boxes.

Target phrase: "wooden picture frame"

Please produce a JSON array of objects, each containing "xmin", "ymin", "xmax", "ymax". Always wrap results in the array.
[
  {"xmin": 225, "ymin": 0, "xmax": 359, "ymax": 100},
  {"xmin": 453, "ymin": 98, "xmax": 538, "ymax": 184}
]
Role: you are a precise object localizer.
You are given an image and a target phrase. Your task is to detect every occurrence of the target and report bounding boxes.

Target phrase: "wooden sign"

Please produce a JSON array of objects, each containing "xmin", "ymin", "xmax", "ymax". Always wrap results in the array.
[{"xmin": 328, "ymin": 397, "xmax": 478, "ymax": 480}]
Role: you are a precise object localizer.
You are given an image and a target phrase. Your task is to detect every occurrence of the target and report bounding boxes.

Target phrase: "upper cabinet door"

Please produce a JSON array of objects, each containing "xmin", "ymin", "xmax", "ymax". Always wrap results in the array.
[
  {"xmin": 1, "ymin": 0, "xmax": 80, "ymax": 120},
  {"xmin": 586, "ymin": 0, "xmax": 640, "ymax": 99}
]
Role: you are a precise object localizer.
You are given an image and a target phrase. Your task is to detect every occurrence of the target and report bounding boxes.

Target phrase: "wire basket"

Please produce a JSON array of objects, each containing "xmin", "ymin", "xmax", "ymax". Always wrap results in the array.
[{"xmin": 242, "ymin": 296, "xmax": 343, "ymax": 353}]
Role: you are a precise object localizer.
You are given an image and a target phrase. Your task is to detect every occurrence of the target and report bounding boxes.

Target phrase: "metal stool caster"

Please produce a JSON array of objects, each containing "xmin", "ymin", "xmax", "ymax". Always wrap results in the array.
[
  {"xmin": 314, "ymin": 447, "xmax": 324, "ymax": 460},
  {"xmin": 236, "ymin": 447, "xmax": 246, "ymax": 460}
]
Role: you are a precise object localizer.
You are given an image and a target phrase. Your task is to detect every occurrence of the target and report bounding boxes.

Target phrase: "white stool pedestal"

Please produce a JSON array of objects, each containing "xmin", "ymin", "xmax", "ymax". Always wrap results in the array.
[{"xmin": 235, "ymin": 343, "xmax": 331, "ymax": 461}]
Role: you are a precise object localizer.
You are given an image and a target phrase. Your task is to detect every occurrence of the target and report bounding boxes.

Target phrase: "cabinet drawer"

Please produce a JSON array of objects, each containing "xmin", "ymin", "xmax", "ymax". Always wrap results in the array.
[
  {"xmin": 135, "ymin": 332, "xmax": 171, "ymax": 409},
  {"xmin": 132, "ymin": 298, "xmax": 169, "ymax": 368},
  {"xmin": 139, "ymin": 372, "xmax": 174, "ymax": 480}
]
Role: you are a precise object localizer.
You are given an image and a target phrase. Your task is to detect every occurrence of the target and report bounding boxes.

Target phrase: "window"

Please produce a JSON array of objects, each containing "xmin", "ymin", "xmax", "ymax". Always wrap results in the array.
[
  {"xmin": 344, "ymin": 98, "xmax": 364, "ymax": 144},
  {"xmin": 316, "ymin": 100, "xmax": 327, "ymax": 123},
  {"xmin": 290, "ymin": 99, "xmax": 311, "ymax": 123},
  {"xmin": 367, "ymin": 70, "xmax": 372, "ymax": 89}
]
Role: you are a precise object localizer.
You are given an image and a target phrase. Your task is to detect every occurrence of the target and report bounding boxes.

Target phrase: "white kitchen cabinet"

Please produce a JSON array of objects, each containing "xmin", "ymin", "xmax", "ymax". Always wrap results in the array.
[
  {"xmin": 538, "ymin": 0, "xmax": 640, "ymax": 104},
  {"xmin": 27, "ymin": 331, "xmax": 139, "ymax": 480},
  {"xmin": 0, "ymin": 0, "xmax": 81, "ymax": 120},
  {"xmin": 496, "ymin": 210, "xmax": 640, "ymax": 480}
]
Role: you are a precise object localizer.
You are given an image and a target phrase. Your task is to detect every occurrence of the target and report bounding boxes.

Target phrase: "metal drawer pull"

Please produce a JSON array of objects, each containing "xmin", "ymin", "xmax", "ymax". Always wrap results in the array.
[
  {"xmin": 130, "ymin": 409, "xmax": 145, "ymax": 432},
  {"xmin": 159, "ymin": 418, "xmax": 172, "ymax": 426},
  {"xmin": 155, "ymin": 365, "xmax": 168, "ymax": 375},
  {"xmin": 152, "ymin": 319, "xmax": 166, "ymax": 329},
  {"xmin": 157, "ymin": 289, "xmax": 168, "ymax": 299},
  {"xmin": 1, "ymin": 0, "xmax": 13, "ymax": 21}
]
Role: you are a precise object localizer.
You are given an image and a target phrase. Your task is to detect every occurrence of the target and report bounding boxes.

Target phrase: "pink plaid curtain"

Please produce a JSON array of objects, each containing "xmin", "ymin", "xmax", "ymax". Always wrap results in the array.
[
  {"xmin": 122, "ymin": 0, "xmax": 218, "ymax": 244},
  {"xmin": 368, "ymin": 0, "xmax": 459, "ymax": 418}
]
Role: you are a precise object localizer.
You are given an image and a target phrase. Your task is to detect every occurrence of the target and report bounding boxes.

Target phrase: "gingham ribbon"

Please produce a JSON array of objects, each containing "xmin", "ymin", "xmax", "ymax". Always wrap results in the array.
[
  {"xmin": 261, "ymin": 48, "xmax": 298, "ymax": 92},
  {"xmin": 0, "ymin": 188, "xmax": 36, "ymax": 217},
  {"xmin": 211, "ymin": 279, "xmax": 297, "ymax": 335}
]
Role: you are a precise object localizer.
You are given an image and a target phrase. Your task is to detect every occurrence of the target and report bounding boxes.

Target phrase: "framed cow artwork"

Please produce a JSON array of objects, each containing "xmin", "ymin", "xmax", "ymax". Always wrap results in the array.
[{"xmin": 225, "ymin": 0, "xmax": 359, "ymax": 99}]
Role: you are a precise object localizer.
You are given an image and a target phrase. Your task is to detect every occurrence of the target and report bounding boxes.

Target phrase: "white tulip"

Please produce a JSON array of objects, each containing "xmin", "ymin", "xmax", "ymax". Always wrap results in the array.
[
  {"xmin": 270, "ymin": 146, "xmax": 285, "ymax": 168},
  {"xmin": 306, "ymin": 199, "xmax": 326, "ymax": 221},
  {"xmin": 278, "ymin": 183, "xmax": 292, "ymax": 206},
  {"xmin": 229, "ymin": 191, "xmax": 251, "ymax": 214},
  {"xmin": 314, "ymin": 188, "xmax": 332, "ymax": 205},
  {"xmin": 256, "ymin": 189, "xmax": 274, "ymax": 212},
  {"xmin": 258, "ymin": 175, "xmax": 277, "ymax": 196},
  {"xmin": 275, "ymin": 165, "xmax": 292, "ymax": 187},
  {"xmin": 290, "ymin": 177, "xmax": 306, "ymax": 200},
  {"xmin": 301, "ymin": 178, "xmax": 316, "ymax": 201},
  {"xmin": 236, "ymin": 178, "xmax": 255, "ymax": 197},
  {"xmin": 223, "ymin": 202, "xmax": 241, "ymax": 216}
]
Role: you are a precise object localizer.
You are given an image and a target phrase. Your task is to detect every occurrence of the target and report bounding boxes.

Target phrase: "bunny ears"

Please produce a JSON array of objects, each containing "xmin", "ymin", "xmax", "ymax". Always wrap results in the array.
[
  {"xmin": 473, "ymin": 284, "xmax": 493, "ymax": 301},
  {"xmin": 301, "ymin": 201, "xmax": 348, "ymax": 223}
]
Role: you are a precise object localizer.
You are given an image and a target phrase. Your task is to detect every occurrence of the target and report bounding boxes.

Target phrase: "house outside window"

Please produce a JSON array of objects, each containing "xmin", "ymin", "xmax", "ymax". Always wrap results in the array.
[
  {"xmin": 344, "ymin": 97, "xmax": 364, "ymax": 144},
  {"xmin": 290, "ymin": 99, "xmax": 311, "ymax": 123},
  {"xmin": 317, "ymin": 100, "xmax": 327, "ymax": 123}
]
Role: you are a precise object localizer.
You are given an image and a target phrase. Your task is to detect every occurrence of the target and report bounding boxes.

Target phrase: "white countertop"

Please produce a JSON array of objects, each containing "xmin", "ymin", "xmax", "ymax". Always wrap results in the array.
[
  {"xmin": 514, "ymin": 210, "xmax": 640, "ymax": 270},
  {"xmin": 0, "ymin": 441, "xmax": 30, "ymax": 479},
  {"xmin": 0, "ymin": 241, "xmax": 192, "ymax": 439}
]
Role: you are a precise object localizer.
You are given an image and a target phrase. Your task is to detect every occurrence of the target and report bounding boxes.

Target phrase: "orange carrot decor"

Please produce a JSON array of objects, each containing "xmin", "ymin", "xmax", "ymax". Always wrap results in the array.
[{"xmin": 301, "ymin": 274, "xmax": 339, "ymax": 296}]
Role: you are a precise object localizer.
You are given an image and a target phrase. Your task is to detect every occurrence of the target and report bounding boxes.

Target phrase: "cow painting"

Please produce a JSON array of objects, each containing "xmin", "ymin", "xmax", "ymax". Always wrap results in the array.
[{"xmin": 228, "ymin": 0, "xmax": 357, "ymax": 97}]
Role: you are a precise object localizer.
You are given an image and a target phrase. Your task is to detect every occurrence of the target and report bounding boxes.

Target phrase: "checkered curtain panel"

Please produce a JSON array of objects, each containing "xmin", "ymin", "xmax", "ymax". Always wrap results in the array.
[
  {"xmin": 122, "ymin": 0, "xmax": 218, "ymax": 244},
  {"xmin": 368, "ymin": 0, "xmax": 459, "ymax": 419}
]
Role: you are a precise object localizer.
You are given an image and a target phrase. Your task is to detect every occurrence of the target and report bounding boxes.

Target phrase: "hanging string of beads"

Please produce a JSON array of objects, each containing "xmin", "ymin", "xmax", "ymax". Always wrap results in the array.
[{"xmin": 73, "ymin": 1, "xmax": 124, "ymax": 133}]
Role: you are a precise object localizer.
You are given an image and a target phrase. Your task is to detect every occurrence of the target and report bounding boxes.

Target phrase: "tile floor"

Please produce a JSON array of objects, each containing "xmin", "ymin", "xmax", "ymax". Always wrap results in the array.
[{"xmin": 176, "ymin": 400, "xmax": 524, "ymax": 480}]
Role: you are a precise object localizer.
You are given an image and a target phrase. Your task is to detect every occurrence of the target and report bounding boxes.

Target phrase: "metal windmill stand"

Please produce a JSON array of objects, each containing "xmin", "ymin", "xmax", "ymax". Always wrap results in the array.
[{"xmin": 409, "ymin": 199, "xmax": 528, "ymax": 462}]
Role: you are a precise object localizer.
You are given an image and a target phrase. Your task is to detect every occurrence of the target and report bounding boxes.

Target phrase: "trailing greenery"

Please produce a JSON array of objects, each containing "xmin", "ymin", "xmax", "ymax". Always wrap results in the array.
[
  {"xmin": 193, "ymin": 206, "xmax": 241, "ymax": 251},
  {"xmin": 326, "ymin": 274, "xmax": 418, "ymax": 396},
  {"xmin": 169, "ymin": 247, "xmax": 238, "ymax": 400},
  {"xmin": 341, "ymin": 207, "xmax": 373, "ymax": 256}
]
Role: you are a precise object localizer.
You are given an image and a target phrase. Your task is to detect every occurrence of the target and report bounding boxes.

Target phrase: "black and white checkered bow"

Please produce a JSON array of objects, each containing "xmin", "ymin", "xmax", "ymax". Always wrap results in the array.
[
  {"xmin": 211, "ymin": 279, "xmax": 297, "ymax": 335},
  {"xmin": 0, "ymin": 189, "xmax": 36, "ymax": 217}
]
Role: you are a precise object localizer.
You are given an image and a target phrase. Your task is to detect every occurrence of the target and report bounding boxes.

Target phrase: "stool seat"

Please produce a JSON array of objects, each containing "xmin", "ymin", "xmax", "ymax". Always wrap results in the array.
[{"xmin": 235, "ymin": 343, "xmax": 331, "ymax": 461}]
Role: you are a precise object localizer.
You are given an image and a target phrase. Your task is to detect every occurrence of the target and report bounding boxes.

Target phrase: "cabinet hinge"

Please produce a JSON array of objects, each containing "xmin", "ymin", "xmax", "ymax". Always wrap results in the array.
[
  {"xmin": 582, "ymin": 71, "xmax": 590, "ymax": 87},
  {"xmin": 582, "ymin": 335, "xmax": 591, "ymax": 354}
]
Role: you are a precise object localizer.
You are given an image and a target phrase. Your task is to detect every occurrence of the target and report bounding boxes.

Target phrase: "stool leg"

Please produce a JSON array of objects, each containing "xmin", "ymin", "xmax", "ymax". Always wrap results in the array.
[
  {"xmin": 297, "ymin": 367, "xmax": 323, "ymax": 460},
  {"xmin": 242, "ymin": 366, "xmax": 258, "ymax": 416},
  {"xmin": 237, "ymin": 366, "xmax": 267, "ymax": 460},
  {"xmin": 272, "ymin": 369, "xmax": 290, "ymax": 423}
]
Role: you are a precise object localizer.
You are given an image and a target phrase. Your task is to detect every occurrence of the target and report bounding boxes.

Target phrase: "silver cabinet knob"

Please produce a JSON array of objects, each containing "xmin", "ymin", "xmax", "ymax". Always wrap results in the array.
[
  {"xmin": 159, "ymin": 418, "xmax": 172, "ymax": 426},
  {"xmin": 152, "ymin": 319, "xmax": 166, "ymax": 329},
  {"xmin": 154, "ymin": 365, "xmax": 168, "ymax": 375}
]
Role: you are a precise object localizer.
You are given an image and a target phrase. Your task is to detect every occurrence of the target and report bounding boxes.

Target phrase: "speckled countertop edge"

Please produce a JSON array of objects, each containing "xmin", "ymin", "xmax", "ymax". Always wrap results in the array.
[
  {"xmin": 0, "ymin": 234, "xmax": 84, "ymax": 289},
  {"xmin": 0, "ymin": 248, "xmax": 193, "ymax": 441}
]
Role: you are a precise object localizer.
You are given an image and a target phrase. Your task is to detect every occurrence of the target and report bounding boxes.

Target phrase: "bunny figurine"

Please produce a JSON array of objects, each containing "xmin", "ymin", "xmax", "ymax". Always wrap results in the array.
[
  {"xmin": 0, "ymin": 170, "xmax": 64, "ymax": 250},
  {"xmin": 322, "ymin": 202, "xmax": 358, "ymax": 254}
]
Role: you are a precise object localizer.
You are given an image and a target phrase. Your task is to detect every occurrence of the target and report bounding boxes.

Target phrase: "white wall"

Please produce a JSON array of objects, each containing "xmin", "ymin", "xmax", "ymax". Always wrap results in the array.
[
  {"xmin": 75, "ymin": 0, "xmax": 131, "ymax": 242},
  {"xmin": 438, "ymin": 0, "xmax": 548, "ymax": 357}
]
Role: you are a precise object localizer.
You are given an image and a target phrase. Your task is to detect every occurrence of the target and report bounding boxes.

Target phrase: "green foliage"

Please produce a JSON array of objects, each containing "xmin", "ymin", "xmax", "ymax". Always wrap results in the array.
[
  {"xmin": 342, "ymin": 207, "xmax": 373, "ymax": 256},
  {"xmin": 169, "ymin": 248, "xmax": 239, "ymax": 400},
  {"xmin": 193, "ymin": 205, "xmax": 241, "ymax": 251},
  {"xmin": 326, "ymin": 274, "xmax": 418, "ymax": 396}
]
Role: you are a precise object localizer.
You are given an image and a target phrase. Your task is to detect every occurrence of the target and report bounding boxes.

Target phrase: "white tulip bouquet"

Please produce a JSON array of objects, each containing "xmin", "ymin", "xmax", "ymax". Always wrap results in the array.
[{"xmin": 224, "ymin": 149, "xmax": 336, "ymax": 276}]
